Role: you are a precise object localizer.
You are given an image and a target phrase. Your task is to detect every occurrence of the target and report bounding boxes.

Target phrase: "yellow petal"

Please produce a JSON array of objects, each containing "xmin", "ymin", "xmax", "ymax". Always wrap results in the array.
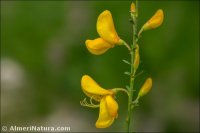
[
  {"xmin": 134, "ymin": 44, "xmax": 140, "ymax": 70},
  {"xmin": 138, "ymin": 78, "xmax": 153, "ymax": 97},
  {"xmin": 143, "ymin": 9, "xmax": 164, "ymax": 31},
  {"xmin": 105, "ymin": 95, "xmax": 118, "ymax": 118},
  {"xmin": 95, "ymin": 97, "xmax": 114, "ymax": 128},
  {"xmin": 81, "ymin": 75, "xmax": 113, "ymax": 101},
  {"xmin": 85, "ymin": 38, "xmax": 113, "ymax": 55},
  {"xmin": 97, "ymin": 10, "xmax": 120, "ymax": 45}
]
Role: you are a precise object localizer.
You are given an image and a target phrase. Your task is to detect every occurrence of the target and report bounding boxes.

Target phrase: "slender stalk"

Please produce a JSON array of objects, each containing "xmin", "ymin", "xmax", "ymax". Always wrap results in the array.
[
  {"xmin": 121, "ymin": 39, "xmax": 132, "ymax": 52},
  {"xmin": 126, "ymin": 50, "xmax": 134, "ymax": 132},
  {"xmin": 113, "ymin": 88, "xmax": 130, "ymax": 96},
  {"xmin": 126, "ymin": 0, "xmax": 138, "ymax": 132}
]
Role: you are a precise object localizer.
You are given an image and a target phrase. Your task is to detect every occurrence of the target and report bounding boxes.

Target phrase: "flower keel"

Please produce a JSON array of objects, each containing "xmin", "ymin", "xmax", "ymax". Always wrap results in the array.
[
  {"xmin": 96, "ymin": 96, "xmax": 115, "ymax": 128},
  {"xmin": 85, "ymin": 38, "xmax": 113, "ymax": 55}
]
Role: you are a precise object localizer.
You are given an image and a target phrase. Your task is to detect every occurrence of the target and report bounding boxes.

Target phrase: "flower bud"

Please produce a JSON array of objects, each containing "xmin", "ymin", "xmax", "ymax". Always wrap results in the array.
[
  {"xmin": 138, "ymin": 78, "xmax": 152, "ymax": 97},
  {"xmin": 130, "ymin": 2, "xmax": 136, "ymax": 13},
  {"xmin": 142, "ymin": 9, "xmax": 164, "ymax": 31},
  {"xmin": 133, "ymin": 44, "xmax": 140, "ymax": 70}
]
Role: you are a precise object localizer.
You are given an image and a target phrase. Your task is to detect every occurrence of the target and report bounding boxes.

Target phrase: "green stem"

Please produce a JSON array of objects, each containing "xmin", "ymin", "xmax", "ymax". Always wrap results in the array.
[
  {"xmin": 126, "ymin": 0, "xmax": 138, "ymax": 132},
  {"xmin": 112, "ymin": 88, "xmax": 129, "ymax": 96},
  {"xmin": 126, "ymin": 50, "xmax": 134, "ymax": 133},
  {"xmin": 120, "ymin": 39, "xmax": 131, "ymax": 52}
]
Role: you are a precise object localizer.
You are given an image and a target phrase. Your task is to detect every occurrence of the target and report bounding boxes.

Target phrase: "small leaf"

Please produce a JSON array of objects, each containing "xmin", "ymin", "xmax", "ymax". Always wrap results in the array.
[
  {"xmin": 122, "ymin": 59, "xmax": 130, "ymax": 65},
  {"xmin": 124, "ymin": 71, "xmax": 131, "ymax": 76},
  {"xmin": 134, "ymin": 70, "xmax": 144, "ymax": 78}
]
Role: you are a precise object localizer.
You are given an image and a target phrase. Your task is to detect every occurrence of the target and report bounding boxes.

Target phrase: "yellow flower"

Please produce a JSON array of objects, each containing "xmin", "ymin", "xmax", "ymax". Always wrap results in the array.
[
  {"xmin": 138, "ymin": 78, "xmax": 153, "ymax": 97},
  {"xmin": 85, "ymin": 38, "xmax": 113, "ymax": 55},
  {"xmin": 81, "ymin": 75, "xmax": 118, "ymax": 128},
  {"xmin": 85, "ymin": 10, "xmax": 122, "ymax": 55},
  {"xmin": 97, "ymin": 10, "xmax": 120, "ymax": 45},
  {"xmin": 142, "ymin": 9, "xmax": 164, "ymax": 31}
]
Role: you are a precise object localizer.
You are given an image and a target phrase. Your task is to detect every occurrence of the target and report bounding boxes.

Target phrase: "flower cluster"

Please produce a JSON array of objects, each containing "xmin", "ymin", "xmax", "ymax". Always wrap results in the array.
[{"xmin": 80, "ymin": 3, "xmax": 164, "ymax": 129}]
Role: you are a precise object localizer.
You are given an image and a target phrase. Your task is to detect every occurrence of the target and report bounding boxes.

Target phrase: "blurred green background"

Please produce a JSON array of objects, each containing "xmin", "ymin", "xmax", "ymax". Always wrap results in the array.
[{"xmin": 1, "ymin": 1, "xmax": 199, "ymax": 132}]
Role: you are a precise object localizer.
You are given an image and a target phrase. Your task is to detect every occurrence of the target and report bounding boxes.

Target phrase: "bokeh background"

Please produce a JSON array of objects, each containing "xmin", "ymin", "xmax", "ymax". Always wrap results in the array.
[{"xmin": 1, "ymin": 0, "xmax": 199, "ymax": 132}]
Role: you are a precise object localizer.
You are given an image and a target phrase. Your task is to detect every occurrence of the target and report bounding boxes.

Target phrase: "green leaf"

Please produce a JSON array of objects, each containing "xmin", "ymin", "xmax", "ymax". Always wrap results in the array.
[
  {"xmin": 134, "ymin": 70, "xmax": 144, "ymax": 78},
  {"xmin": 124, "ymin": 71, "xmax": 131, "ymax": 76},
  {"xmin": 122, "ymin": 59, "xmax": 130, "ymax": 65}
]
